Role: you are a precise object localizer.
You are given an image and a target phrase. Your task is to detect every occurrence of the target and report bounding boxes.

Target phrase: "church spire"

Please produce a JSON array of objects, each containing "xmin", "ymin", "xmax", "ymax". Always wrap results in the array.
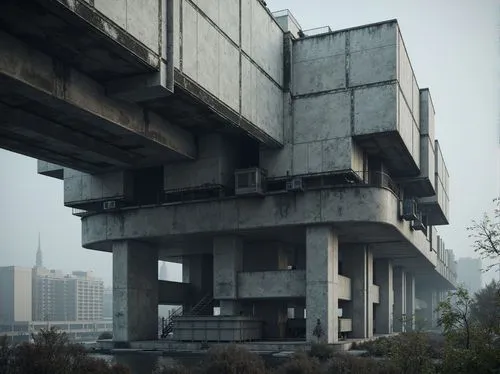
[{"xmin": 36, "ymin": 232, "xmax": 43, "ymax": 268}]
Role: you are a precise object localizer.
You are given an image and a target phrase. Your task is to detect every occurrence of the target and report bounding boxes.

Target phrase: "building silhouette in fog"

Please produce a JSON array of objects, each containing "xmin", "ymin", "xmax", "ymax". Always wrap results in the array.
[{"xmin": 457, "ymin": 257, "xmax": 482, "ymax": 295}]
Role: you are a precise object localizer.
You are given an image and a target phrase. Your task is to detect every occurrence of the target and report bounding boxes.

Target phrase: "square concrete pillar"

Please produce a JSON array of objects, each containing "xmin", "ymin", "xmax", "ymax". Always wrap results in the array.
[
  {"xmin": 374, "ymin": 259, "xmax": 393, "ymax": 334},
  {"xmin": 306, "ymin": 226, "xmax": 338, "ymax": 343},
  {"xmin": 182, "ymin": 254, "xmax": 213, "ymax": 313},
  {"xmin": 112, "ymin": 241, "xmax": 158, "ymax": 343},
  {"xmin": 405, "ymin": 272, "xmax": 415, "ymax": 331},
  {"xmin": 393, "ymin": 267, "xmax": 406, "ymax": 332},
  {"xmin": 213, "ymin": 236, "xmax": 243, "ymax": 316},
  {"xmin": 343, "ymin": 245, "xmax": 374, "ymax": 338}
]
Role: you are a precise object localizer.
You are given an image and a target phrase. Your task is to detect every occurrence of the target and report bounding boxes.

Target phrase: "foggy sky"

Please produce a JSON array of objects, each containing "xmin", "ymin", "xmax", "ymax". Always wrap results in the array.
[{"xmin": 0, "ymin": 0, "xmax": 498, "ymax": 286}]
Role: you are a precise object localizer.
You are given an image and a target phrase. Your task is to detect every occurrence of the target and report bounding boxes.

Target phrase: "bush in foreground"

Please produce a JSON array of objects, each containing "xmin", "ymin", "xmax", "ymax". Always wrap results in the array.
[
  {"xmin": 0, "ymin": 327, "xmax": 129, "ymax": 374},
  {"xmin": 200, "ymin": 344, "xmax": 267, "ymax": 374}
]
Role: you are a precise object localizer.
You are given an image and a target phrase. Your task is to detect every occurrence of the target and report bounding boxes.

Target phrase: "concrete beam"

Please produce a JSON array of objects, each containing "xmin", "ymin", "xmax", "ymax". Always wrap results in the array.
[
  {"xmin": 37, "ymin": 160, "xmax": 64, "ymax": 180},
  {"xmin": 158, "ymin": 281, "xmax": 192, "ymax": 305},
  {"xmin": 0, "ymin": 31, "xmax": 196, "ymax": 162}
]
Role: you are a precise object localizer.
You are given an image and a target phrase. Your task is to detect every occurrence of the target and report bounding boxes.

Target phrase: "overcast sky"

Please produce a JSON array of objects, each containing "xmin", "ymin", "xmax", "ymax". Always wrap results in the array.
[{"xmin": 0, "ymin": 0, "xmax": 498, "ymax": 286}]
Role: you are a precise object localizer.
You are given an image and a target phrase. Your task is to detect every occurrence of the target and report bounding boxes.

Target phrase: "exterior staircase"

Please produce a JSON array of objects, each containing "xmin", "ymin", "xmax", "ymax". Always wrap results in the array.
[{"xmin": 161, "ymin": 294, "xmax": 214, "ymax": 338}]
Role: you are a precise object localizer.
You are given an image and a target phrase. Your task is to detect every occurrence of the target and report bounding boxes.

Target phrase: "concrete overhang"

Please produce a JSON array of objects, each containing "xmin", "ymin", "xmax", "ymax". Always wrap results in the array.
[
  {"xmin": 0, "ymin": 31, "xmax": 196, "ymax": 173},
  {"xmin": 81, "ymin": 186, "xmax": 436, "ymax": 273}
]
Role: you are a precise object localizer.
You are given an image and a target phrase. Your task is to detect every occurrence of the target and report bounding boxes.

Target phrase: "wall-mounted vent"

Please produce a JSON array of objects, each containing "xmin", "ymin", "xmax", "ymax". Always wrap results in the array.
[
  {"xmin": 286, "ymin": 177, "xmax": 303, "ymax": 192},
  {"xmin": 103, "ymin": 201, "xmax": 116, "ymax": 210}
]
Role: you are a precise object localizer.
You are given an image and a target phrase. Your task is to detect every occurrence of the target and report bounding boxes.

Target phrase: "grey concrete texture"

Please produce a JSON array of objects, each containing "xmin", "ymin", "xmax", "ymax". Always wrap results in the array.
[
  {"xmin": 374, "ymin": 259, "xmax": 394, "ymax": 334},
  {"xmin": 306, "ymin": 226, "xmax": 338, "ymax": 343},
  {"xmin": 238, "ymin": 270, "xmax": 306, "ymax": 299},
  {"xmin": 112, "ymin": 241, "xmax": 158, "ymax": 342},
  {"xmin": 393, "ymin": 267, "xmax": 406, "ymax": 332},
  {"xmin": 213, "ymin": 236, "xmax": 243, "ymax": 300},
  {"xmin": 405, "ymin": 272, "xmax": 416, "ymax": 331}
]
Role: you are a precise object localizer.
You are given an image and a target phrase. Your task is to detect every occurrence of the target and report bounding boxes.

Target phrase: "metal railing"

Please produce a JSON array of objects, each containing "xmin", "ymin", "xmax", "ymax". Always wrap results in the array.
[{"xmin": 303, "ymin": 26, "xmax": 332, "ymax": 36}]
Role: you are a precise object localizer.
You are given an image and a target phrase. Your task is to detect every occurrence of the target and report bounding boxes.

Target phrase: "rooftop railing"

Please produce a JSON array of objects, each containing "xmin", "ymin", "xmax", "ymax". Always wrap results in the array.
[{"xmin": 303, "ymin": 26, "xmax": 332, "ymax": 36}]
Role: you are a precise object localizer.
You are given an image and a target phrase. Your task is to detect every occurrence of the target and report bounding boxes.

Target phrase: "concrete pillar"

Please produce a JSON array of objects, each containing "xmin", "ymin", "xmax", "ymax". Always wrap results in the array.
[
  {"xmin": 393, "ymin": 267, "xmax": 406, "ymax": 332},
  {"xmin": 213, "ymin": 236, "xmax": 243, "ymax": 316},
  {"xmin": 112, "ymin": 241, "xmax": 158, "ymax": 343},
  {"xmin": 405, "ymin": 273, "xmax": 415, "ymax": 331},
  {"xmin": 374, "ymin": 259, "xmax": 393, "ymax": 334},
  {"xmin": 306, "ymin": 226, "xmax": 338, "ymax": 343},
  {"xmin": 182, "ymin": 254, "xmax": 213, "ymax": 314},
  {"xmin": 343, "ymin": 245, "xmax": 374, "ymax": 338}
]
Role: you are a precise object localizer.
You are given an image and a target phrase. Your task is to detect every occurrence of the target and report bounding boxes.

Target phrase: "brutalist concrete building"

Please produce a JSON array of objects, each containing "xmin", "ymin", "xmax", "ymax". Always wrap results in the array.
[{"xmin": 0, "ymin": 0, "xmax": 455, "ymax": 344}]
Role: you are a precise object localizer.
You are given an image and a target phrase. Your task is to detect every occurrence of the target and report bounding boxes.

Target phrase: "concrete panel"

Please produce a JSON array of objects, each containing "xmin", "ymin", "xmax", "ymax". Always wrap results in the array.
[
  {"xmin": 37, "ymin": 160, "xmax": 64, "ymax": 180},
  {"xmin": 398, "ymin": 89, "xmax": 414, "ymax": 157},
  {"xmin": 292, "ymin": 143, "xmax": 308, "ymax": 175},
  {"xmin": 197, "ymin": 14, "xmax": 220, "ymax": 96},
  {"xmin": 349, "ymin": 45, "xmax": 396, "ymax": 87},
  {"xmin": 182, "ymin": 1, "xmax": 198, "ymax": 80},
  {"xmin": 293, "ymin": 33, "xmax": 345, "ymax": 63},
  {"xmin": 419, "ymin": 89, "xmax": 435, "ymax": 144},
  {"xmin": 173, "ymin": 0, "xmax": 181, "ymax": 68},
  {"xmin": 412, "ymin": 122, "xmax": 420, "ymax": 169},
  {"xmin": 412, "ymin": 76, "xmax": 420, "ymax": 127},
  {"xmin": 353, "ymin": 83, "xmax": 397, "ymax": 136},
  {"xmin": 322, "ymin": 137, "xmax": 354, "ymax": 173},
  {"xmin": 260, "ymin": 144, "xmax": 292, "ymax": 178},
  {"xmin": 241, "ymin": 55, "xmax": 256, "ymax": 123},
  {"xmin": 420, "ymin": 136, "xmax": 436, "ymax": 189},
  {"xmin": 294, "ymin": 92, "xmax": 350, "ymax": 143},
  {"xmin": 351, "ymin": 141, "xmax": 365, "ymax": 173},
  {"xmin": 217, "ymin": 0, "xmax": 239, "ymax": 44},
  {"xmin": 293, "ymin": 54, "xmax": 345, "ymax": 95},
  {"xmin": 94, "ymin": 0, "xmax": 127, "ymax": 29},
  {"xmin": 307, "ymin": 141, "xmax": 323, "ymax": 173},
  {"xmin": 256, "ymin": 72, "xmax": 283, "ymax": 141},
  {"xmin": 349, "ymin": 21, "xmax": 397, "ymax": 53},
  {"xmin": 125, "ymin": 0, "xmax": 160, "ymax": 51},
  {"xmin": 398, "ymin": 33, "xmax": 413, "ymax": 112},
  {"xmin": 238, "ymin": 270, "xmax": 306, "ymax": 298},
  {"xmin": 213, "ymin": 236, "xmax": 242, "ymax": 301},
  {"xmin": 195, "ymin": 0, "xmax": 219, "ymax": 25},
  {"xmin": 218, "ymin": 36, "xmax": 240, "ymax": 112}
]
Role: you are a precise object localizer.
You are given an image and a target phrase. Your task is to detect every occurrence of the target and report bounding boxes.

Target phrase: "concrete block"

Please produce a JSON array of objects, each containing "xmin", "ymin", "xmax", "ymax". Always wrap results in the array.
[
  {"xmin": 213, "ymin": 236, "xmax": 243, "ymax": 301},
  {"xmin": 420, "ymin": 135, "xmax": 436, "ymax": 189},
  {"xmin": 292, "ymin": 143, "xmax": 308, "ymax": 175},
  {"xmin": 197, "ymin": 14, "xmax": 219, "ymax": 96},
  {"xmin": 419, "ymin": 89, "xmax": 435, "ymax": 143},
  {"xmin": 399, "ymin": 89, "xmax": 414, "ymax": 158},
  {"xmin": 125, "ymin": 0, "xmax": 160, "ymax": 51},
  {"xmin": 94, "ymin": 0, "xmax": 127, "ymax": 29},
  {"xmin": 37, "ymin": 160, "xmax": 64, "ymax": 180},
  {"xmin": 182, "ymin": 1, "xmax": 198, "ymax": 80},
  {"xmin": 397, "ymin": 34, "xmax": 414, "ymax": 111},
  {"xmin": 412, "ymin": 122, "xmax": 420, "ymax": 168},
  {"xmin": 412, "ymin": 76, "xmax": 420, "ymax": 127},
  {"xmin": 322, "ymin": 137, "xmax": 353, "ymax": 172},
  {"xmin": 173, "ymin": 0, "xmax": 181, "ymax": 68},
  {"xmin": 241, "ymin": 55, "xmax": 256, "ymax": 123},
  {"xmin": 218, "ymin": 36, "xmax": 240, "ymax": 112},
  {"xmin": 374, "ymin": 259, "xmax": 393, "ymax": 334},
  {"xmin": 256, "ymin": 72, "xmax": 283, "ymax": 141},
  {"xmin": 307, "ymin": 141, "xmax": 323, "ymax": 173},
  {"xmin": 240, "ymin": 0, "xmax": 252, "ymax": 54},
  {"xmin": 238, "ymin": 270, "xmax": 306, "ymax": 299},
  {"xmin": 260, "ymin": 144, "xmax": 292, "ymax": 178},
  {"xmin": 349, "ymin": 21, "xmax": 397, "ymax": 53},
  {"xmin": 349, "ymin": 45, "xmax": 396, "ymax": 87},
  {"xmin": 196, "ymin": 0, "xmax": 219, "ymax": 25},
  {"xmin": 294, "ymin": 91, "xmax": 350, "ymax": 143},
  {"xmin": 293, "ymin": 32, "xmax": 345, "ymax": 63},
  {"xmin": 218, "ymin": 0, "xmax": 239, "ymax": 44},
  {"xmin": 293, "ymin": 54, "xmax": 345, "ymax": 95},
  {"xmin": 353, "ymin": 83, "xmax": 397, "ymax": 136}
]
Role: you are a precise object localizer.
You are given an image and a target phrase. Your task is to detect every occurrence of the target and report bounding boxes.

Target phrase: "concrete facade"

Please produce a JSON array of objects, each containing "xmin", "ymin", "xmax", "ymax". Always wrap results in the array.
[
  {"xmin": 1, "ymin": 2, "xmax": 458, "ymax": 344},
  {"xmin": 0, "ymin": 267, "xmax": 32, "ymax": 323}
]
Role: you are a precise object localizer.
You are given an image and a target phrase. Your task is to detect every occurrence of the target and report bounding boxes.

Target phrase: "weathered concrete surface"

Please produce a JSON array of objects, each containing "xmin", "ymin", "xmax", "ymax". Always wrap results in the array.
[
  {"xmin": 238, "ymin": 270, "xmax": 306, "ymax": 299},
  {"xmin": 393, "ymin": 267, "xmax": 406, "ymax": 332},
  {"xmin": 343, "ymin": 245, "xmax": 374, "ymax": 338},
  {"xmin": 213, "ymin": 236, "xmax": 242, "ymax": 315},
  {"xmin": 37, "ymin": 161, "xmax": 64, "ymax": 180},
  {"xmin": 182, "ymin": 254, "xmax": 213, "ymax": 313},
  {"xmin": 112, "ymin": 241, "xmax": 158, "ymax": 343},
  {"xmin": 374, "ymin": 259, "xmax": 393, "ymax": 334},
  {"xmin": 405, "ymin": 272, "xmax": 416, "ymax": 331},
  {"xmin": 0, "ymin": 30, "xmax": 195, "ymax": 172},
  {"xmin": 306, "ymin": 226, "xmax": 338, "ymax": 343}
]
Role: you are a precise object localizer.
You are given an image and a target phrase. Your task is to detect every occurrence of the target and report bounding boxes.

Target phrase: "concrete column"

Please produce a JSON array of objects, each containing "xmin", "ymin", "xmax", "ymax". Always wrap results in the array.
[
  {"xmin": 393, "ymin": 267, "xmax": 406, "ymax": 332},
  {"xmin": 306, "ymin": 226, "xmax": 338, "ymax": 343},
  {"xmin": 182, "ymin": 254, "xmax": 213, "ymax": 314},
  {"xmin": 112, "ymin": 241, "xmax": 158, "ymax": 343},
  {"xmin": 405, "ymin": 273, "xmax": 415, "ymax": 331},
  {"xmin": 343, "ymin": 245, "xmax": 374, "ymax": 338},
  {"xmin": 374, "ymin": 259, "xmax": 393, "ymax": 334},
  {"xmin": 213, "ymin": 236, "xmax": 243, "ymax": 316}
]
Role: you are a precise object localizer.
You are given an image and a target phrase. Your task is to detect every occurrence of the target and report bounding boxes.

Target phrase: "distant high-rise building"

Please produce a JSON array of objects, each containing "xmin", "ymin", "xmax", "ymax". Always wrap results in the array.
[
  {"xmin": 32, "ymin": 268, "xmax": 104, "ymax": 321},
  {"xmin": 0, "ymin": 266, "xmax": 32, "ymax": 323},
  {"xmin": 160, "ymin": 262, "xmax": 168, "ymax": 281},
  {"xmin": 36, "ymin": 232, "xmax": 43, "ymax": 268},
  {"xmin": 103, "ymin": 287, "xmax": 112, "ymax": 319},
  {"xmin": 457, "ymin": 257, "xmax": 482, "ymax": 295}
]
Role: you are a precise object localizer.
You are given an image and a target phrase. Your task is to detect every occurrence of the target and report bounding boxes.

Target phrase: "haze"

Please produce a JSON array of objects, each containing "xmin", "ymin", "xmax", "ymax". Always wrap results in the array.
[{"xmin": 0, "ymin": 0, "xmax": 498, "ymax": 286}]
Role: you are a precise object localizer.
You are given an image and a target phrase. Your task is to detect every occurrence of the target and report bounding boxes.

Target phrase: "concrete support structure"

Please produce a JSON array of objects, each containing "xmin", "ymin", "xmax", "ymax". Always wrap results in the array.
[
  {"xmin": 374, "ymin": 259, "xmax": 394, "ymax": 334},
  {"xmin": 306, "ymin": 226, "xmax": 338, "ymax": 343},
  {"xmin": 343, "ymin": 245, "xmax": 373, "ymax": 338},
  {"xmin": 422, "ymin": 290, "xmax": 438, "ymax": 329},
  {"xmin": 213, "ymin": 236, "xmax": 243, "ymax": 316},
  {"xmin": 405, "ymin": 273, "xmax": 416, "ymax": 331},
  {"xmin": 112, "ymin": 241, "xmax": 158, "ymax": 343},
  {"xmin": 393, "ymin": 267, "xmax": 406, "ymax": 332},
  {"xmin": 182, "ymin": 254, "xmax": 213, "ymax": 314}
]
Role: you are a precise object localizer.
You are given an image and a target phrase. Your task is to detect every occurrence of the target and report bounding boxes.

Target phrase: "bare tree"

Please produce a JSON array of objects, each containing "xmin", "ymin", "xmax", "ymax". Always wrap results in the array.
[{"xmin": 467, "ymin": 198, "xmax": 500, "ymax": 272}]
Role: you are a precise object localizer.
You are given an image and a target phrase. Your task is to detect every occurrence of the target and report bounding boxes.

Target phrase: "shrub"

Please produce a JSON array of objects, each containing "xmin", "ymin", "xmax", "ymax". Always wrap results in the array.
[
  {"xmin": 355, "ymin": 336, "xmax": 392, "ymax": 357},
  {"xmin": 389, "ymin": 332, "xmax": 436, "ymax": 374},
  {"xmin": 154, "ymin": 363, "xmax": 192, "ymax": 374},
  {"xmin": 275, "ymin": 352, "xmax": 320, "ymax": 374},
  {"xmin": 98, "ymin": 331, "xmax": 113, "ymax": 340},
  {"xmin": 200, "ymin": 345, "xmax": 266, "ymax": 374},
  {"xmin": 309, "ymin": 343, "xmax": 334, "ymax": 361},
  {"xmin": 326, "ymin": 354, "xmax": 398, "ymax": 374}
]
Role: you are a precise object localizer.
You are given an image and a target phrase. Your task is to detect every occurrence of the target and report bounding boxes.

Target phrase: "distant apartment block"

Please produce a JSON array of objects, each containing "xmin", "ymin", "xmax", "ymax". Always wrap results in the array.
[
  {"xmin": 457, "ymin": 257, "xmax": 482, "ymax": 295},
  {"xmin": 0, "ymin": 266, "xmax": 32, "ymax": 323}
]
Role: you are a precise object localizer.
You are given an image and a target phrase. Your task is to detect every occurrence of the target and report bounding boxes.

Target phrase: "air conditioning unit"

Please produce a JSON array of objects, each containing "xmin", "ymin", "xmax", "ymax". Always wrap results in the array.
[
  {"xmin": 402, "ymin": 198, "xmax": 418, "ymax": 221},
  {"xmin": 235, "ymin": 168, "xmax": 266, "ymax": 196},
  {"xmin": 103, "ymin": 200, "xmax": 116, "ymax": 210},
  {"xmin": 286, "ymin": 177, "xmax": 303, "ymax": 192},
  {"xmin": 411, "ymin": 212, "xmax": 427, "ymax": 232}
]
